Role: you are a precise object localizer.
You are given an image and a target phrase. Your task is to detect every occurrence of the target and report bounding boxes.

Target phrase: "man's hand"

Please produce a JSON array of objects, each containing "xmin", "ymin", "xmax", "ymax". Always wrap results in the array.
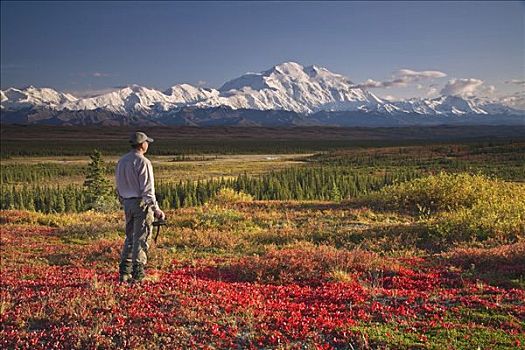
[{"xmin": 154, "ymin": 208, "xmax": 165, "ymax": 220}]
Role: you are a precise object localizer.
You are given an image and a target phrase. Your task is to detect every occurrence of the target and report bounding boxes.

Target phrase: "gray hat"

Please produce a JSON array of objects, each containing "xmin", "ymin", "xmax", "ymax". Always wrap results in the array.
[{"xmin": 130, "ymin": 131, "xmax": 154, "ymax": 145}]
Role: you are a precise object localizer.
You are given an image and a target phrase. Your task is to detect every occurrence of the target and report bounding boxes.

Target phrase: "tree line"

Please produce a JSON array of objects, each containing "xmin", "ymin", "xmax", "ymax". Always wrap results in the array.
[
  {"xmin": 1, "ymin": 165, "xmax": 419, "ymax": 213},
  {"xmin": 1, "ymin": 163, "xmax": 89, "ymax": 184}
]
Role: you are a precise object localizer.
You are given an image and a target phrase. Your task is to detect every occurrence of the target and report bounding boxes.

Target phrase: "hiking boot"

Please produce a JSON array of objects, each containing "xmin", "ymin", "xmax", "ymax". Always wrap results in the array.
[
  {"xmin": 119, "ymin": 273, "xmax": 132, "ymax": 283},
  {"xmin": 132, "ymin": 263, "xmax": 145, "ymax": 282},
  {"xmin": 131, "ymin": 278, "xmax": 144, "ymax": 285},
  {"xmin": 119, "ymin": 261, "xmax": 132, "ymax": 274}
]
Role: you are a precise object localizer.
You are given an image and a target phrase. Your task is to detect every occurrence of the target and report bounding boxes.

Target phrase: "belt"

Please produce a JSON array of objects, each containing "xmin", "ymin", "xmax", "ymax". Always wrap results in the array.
[{"xmin": 123, "ymin": 197, "xmax": 141, "ymax": 200}]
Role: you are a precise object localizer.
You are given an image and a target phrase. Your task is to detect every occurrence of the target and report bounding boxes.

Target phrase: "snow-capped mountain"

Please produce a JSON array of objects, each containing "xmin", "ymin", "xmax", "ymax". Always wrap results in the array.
[
  {"xmin": 1, "ymin": 86, "xmax": 77, "ymax": 110},
  {"xmin": 61, "ymin": 85, "xmax": 176, "ymax": 115},
  {"xmin": 60, "ymin": 84, "xmax": 223, "ymax": 115},
  {"xmin": 1, "ymin": 62, "xmax": 523, "ymax": 125},
  {"xmin": 390, "ymin": 95, "xmax": 521, "ymax": 116},
  {"xmin": 164, "ymin": 84, "xmax": 219, "ymax": 106},
  {"xmin": 0, "ymin": 62, "xmax": 391, "ymax": 115},
  {"xmin": 210, "ymin": 62, "xmax": 386, "ymax": 113}
]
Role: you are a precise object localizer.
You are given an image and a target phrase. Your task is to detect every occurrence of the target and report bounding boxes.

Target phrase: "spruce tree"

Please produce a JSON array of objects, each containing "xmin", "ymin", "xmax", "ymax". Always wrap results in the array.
[
  {"xmin": 3, "ymin": 186, "xmax": 13, "ymax": 210},
  {"xmin": 83, "ymin": 149, "xmax": 114, "ymax": 211},
  {"xmin": 173, "ymin": 191, "xmax": 181, "ymax": 209},
  {"xmin": 56, "ymin": 191, "xmax": 66, "ymax": 213},
  {"xmin": 161, "ymin": 197, "xmax": 171, "ymax": 210},
  {"xmin": 330, "ymin": 181, "xmax": 342, "ymax": 202}
]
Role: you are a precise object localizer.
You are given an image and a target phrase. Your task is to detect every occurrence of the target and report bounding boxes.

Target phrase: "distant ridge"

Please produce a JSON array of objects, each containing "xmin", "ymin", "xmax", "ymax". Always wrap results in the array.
[{"xmin": 1, "ymin": 62, "xmax": 523, "ymax": 126}]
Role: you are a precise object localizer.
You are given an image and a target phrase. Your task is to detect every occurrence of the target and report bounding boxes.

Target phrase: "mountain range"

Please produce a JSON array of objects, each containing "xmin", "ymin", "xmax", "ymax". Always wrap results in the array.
[{"xmin": 1, "ymin": 62, "xmax": 523, "ymax": 126}]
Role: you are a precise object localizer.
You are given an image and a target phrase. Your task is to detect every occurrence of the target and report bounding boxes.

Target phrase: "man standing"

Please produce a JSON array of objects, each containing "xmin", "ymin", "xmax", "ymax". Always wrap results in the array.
[{"xmin": 116, "ymin": 131, "xmax": 165, "ymax": 283}]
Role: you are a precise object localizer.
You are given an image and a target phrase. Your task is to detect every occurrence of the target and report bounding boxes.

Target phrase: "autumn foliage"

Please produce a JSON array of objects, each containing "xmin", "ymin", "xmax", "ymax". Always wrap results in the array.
[{"xmin": 1, "ymin": 207, "xmax": 524, "ymax": 349}]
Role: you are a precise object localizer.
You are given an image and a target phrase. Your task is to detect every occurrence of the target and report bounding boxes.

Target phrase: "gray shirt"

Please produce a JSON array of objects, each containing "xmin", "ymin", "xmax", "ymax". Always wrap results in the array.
[{"xmin": 115, "ymin": 150, "xmax": 159, "ymax": 210}]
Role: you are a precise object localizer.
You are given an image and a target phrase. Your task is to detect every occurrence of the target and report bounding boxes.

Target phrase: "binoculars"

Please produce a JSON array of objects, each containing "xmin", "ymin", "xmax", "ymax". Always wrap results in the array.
[{"xmin": 153, "ymin": 218, "xmax": 167, "ymax": 243}]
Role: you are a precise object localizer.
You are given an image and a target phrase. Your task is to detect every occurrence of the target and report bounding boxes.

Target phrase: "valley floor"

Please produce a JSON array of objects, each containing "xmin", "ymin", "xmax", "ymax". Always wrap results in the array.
[
  {"xmin": 1, "ymin": 137, "xmax": 524, "ymax": 349},
  {"xmin": 1, "ymin": 203, "xmax": 523, "ymax": 350}
]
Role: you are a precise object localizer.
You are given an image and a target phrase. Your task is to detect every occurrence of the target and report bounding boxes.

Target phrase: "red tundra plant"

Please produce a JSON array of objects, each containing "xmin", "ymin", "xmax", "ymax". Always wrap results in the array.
[
  {"xmin": 443, "ymin": 241, "xmax": 525, "ymax": 275},
  {"xmin": 0, "ymin": 210, "xmax": 40, "ymax": 225},
  {"xmin": 2, "ymin": 255, "xmax": 524, "ymax": 349},
  {"xmin": 2, "ymin": 225, "xmax": 524, "ymax": 349},
  {"xmin": 219, "ymin": 244, "xmax": 400, "ymax": 285}
]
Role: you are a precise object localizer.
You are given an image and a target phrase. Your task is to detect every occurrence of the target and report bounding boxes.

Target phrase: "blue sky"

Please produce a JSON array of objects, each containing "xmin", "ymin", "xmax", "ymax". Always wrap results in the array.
[{"xmin": 1, "ymin": 1, "xmax": 523, "ymax": 101}]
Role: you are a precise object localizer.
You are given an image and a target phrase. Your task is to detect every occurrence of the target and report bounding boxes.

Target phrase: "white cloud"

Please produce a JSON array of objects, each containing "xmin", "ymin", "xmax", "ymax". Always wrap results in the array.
[
  {"xmin": 351, "ymin": 78, "xmax": 409, "ymax": 89},
  {"xmin": 505, "ymin": 79, "xmax": 525, "ymax": 86},
  {"xmin": 440, "ymin": 78, "xmax": 484, "ymax": 97},
  {"xmin": 74, "ymin": 72, "xmax": 113, "ymax": 78},
  {"xmin": 352, "ymin": 79, "xmax": 385, "ymax": 89},
  {"xmin": 500, "ymin": 91, "xmax": 525, "ymax": 110},
  {"xmin": 396, "ymin": 69, "xmax": 447, "ymax": 80},
  {"xmin": 484, "ymin": 85, "xmax": 496, "ymax": 95},
  {"xmin": 352, "ymin": 68, "xmax": 447, "ymax": 89},
  {"xmin": 92, "ymin": 72, "xmax": 111, "ymax": 78},
  {"xmin": 426, "ymin": 87, "xmax": 438, "ymax": 96},
  {"xmin": 381, "ymin": 95, "xmax": 398, "ymax": 102}
]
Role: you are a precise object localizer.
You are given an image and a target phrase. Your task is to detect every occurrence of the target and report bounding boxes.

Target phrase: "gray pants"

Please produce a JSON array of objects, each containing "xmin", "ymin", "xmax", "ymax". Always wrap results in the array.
[{"xmin": 119, "ymin": 198, "xmax": 154, "ymax": 275}]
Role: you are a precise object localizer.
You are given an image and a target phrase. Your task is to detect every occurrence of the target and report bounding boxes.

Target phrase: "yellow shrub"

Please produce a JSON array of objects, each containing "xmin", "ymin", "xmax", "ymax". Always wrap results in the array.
[
  {"xmin": 431, "ymin": 192, "xmax": 525, "ymax": 242},
  {"xmin": 372, "ymin": 173, "xmax": 525, "ymax": 244},
  {"xmin": 375, "ymin": 172, "xmax": 522, "ymax": 213},
  {"xmin": 208, "ymin": 188, "xmax": 253, "ymax": 206}
]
